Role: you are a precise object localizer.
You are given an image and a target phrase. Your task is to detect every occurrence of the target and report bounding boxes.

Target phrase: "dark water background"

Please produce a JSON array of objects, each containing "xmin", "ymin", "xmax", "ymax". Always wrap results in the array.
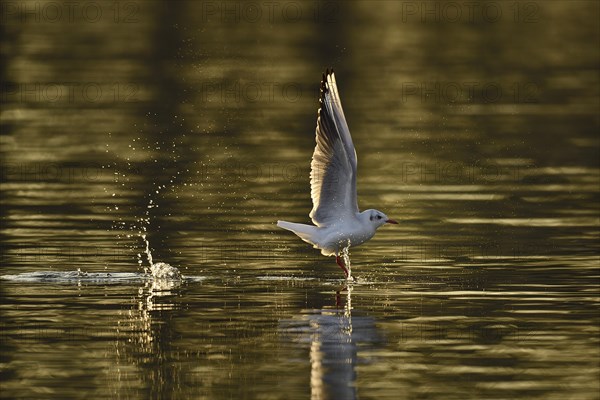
[{"xmin": 1, "ymin": 1, "xmax": 599, "ymax": 399}]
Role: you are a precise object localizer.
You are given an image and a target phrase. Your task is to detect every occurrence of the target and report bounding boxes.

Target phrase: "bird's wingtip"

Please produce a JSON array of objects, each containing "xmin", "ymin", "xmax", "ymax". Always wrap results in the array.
[
  {"xmin": 320, "ymin": 68, "xmax": 335, "ymax": 97},
  {"xmin": 320, "ymin": 73, "xmax": 328, "ymax": 101}
]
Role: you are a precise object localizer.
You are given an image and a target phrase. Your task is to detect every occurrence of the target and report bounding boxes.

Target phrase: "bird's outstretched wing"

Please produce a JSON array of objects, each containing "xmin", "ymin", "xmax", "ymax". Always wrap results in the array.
[{"xmin": 309, "ymin": 69, "xmax": 359, "ymax": 226}]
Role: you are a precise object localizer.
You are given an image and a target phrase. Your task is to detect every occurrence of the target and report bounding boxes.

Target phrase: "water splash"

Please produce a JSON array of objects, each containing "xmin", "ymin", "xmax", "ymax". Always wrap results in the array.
[
  {"xmin": 140, "ymin": 234, "xmax": 182, "ymax": 280},
  {"xmin": 342, "ymin": 239, "xmax": 352, "ymax": 281},
  {"xmin": 141, "ymin": 233, "xmax": 154, "ymax": 268},
  {"xmin": 104, "ymin": 134, "xmax": 185, "ymax": 281},
  {"xmin": 149, "ymin": 262, "xmax": 182, "ymax": 280},
  {"xmin": 133, "ymin": 163, "xmax": 181, "ymax": 280},
  {"xmin": 0, "ymin": 271, "xmax": 150, "ymax": 283}
]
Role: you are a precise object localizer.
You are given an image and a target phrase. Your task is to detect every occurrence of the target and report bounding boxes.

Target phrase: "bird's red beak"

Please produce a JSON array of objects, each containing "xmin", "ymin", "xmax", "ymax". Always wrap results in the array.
[{"xmin": 386, "ymin": 219, "xmax": 398, "ymax": 224}]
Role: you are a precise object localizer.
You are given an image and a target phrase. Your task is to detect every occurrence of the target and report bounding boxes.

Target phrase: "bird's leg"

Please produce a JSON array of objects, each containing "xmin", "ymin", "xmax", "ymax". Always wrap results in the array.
[{"xmin": 336, "ymin": 255, "xmax": 349, "ymax": 277}]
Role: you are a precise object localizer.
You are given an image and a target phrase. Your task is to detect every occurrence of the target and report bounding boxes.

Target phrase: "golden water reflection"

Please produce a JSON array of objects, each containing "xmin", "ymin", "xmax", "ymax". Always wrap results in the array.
[{"xmin": 1, "ymin": 0, "xmax": 598, "ymax": 399}]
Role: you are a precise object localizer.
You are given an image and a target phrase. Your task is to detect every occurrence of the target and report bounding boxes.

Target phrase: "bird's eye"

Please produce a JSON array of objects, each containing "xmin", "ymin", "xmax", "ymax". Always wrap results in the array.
[
  {"xmin": 377, "ymin": 215, "xmax": 382, "ymax": 220},
  {"xmin": 370, "ymin": 215, "xmax": 374, "ymax": 221}
]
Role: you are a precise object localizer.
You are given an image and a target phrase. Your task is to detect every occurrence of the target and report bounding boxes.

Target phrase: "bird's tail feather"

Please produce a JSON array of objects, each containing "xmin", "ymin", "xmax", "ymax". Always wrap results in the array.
[{"xmin": 277, "ymin": 220, "xmax": 319, "ymax": 246}]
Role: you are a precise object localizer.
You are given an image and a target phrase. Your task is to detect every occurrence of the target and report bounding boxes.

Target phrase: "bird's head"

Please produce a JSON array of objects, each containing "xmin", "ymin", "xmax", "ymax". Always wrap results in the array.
[{"xmin": 362, "ymin": 209, "xmax": 398, "ymax": 229}]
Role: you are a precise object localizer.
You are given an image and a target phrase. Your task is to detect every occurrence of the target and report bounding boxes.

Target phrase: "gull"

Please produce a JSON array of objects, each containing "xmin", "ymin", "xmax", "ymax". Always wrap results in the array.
[{"xmin": 277, "ymin": 69, "xmax": 397, "ymax": 278}]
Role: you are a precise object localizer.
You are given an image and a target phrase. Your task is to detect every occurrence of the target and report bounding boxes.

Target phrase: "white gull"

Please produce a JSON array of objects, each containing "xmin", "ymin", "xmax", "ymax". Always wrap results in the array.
[{"xmin": 277, "ymin": 69, "xmax": 397, "ymax": 278}]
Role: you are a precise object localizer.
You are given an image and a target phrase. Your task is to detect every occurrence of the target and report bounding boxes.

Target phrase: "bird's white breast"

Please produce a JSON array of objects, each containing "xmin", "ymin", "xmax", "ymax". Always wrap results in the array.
[{"xmin": 317, "ymin": 218, "xmax": 375, "ymax": 255}]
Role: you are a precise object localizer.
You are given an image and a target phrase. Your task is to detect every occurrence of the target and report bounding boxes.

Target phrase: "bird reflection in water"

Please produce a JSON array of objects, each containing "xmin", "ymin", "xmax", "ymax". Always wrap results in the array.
[{"xmin": 280, "ymin": 284, "xmax": 381, "ymax": 400}]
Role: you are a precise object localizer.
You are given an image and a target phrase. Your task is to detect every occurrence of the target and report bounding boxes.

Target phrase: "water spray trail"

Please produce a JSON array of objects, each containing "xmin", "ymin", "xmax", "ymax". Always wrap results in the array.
[
  {"xmin": 142, "ymin": 234, "xmax": 154, "ymax": 267},
  {"xmin": 342, "ymin": 239, "xmax": 352, "ymax": 280}
]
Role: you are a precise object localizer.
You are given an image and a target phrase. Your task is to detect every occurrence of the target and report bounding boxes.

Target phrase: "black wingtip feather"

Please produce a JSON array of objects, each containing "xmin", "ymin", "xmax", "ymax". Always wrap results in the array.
[
  {"xmin": 319, "ymin": 67, "xmax": 336, "ymax": 106},
  {"xmin": 319, "ymin": 72, "xmax": 327, "ymax": 105}
]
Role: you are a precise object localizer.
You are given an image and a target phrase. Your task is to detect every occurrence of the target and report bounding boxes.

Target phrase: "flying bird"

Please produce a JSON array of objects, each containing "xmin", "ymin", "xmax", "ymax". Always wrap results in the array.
[{"xmin": 277, "ymin": 69, "xmax": 397, "ymax": 278}]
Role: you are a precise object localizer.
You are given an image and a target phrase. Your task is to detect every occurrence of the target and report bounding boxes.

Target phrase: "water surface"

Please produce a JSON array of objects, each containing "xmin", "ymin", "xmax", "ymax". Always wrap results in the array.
[{"xmin": 1, "ymin": 1, "xmax": 599, "ymax": 399}]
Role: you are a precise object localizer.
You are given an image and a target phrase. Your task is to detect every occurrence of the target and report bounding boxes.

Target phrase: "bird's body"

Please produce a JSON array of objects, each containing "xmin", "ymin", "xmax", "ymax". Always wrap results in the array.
[
  {"xmin": 277, "ymin": 69, "xmax": 396, "ymax": 277},
  {"xmin": 278, "ymin": 211, "xmax": 380, "ymax": 256}
]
